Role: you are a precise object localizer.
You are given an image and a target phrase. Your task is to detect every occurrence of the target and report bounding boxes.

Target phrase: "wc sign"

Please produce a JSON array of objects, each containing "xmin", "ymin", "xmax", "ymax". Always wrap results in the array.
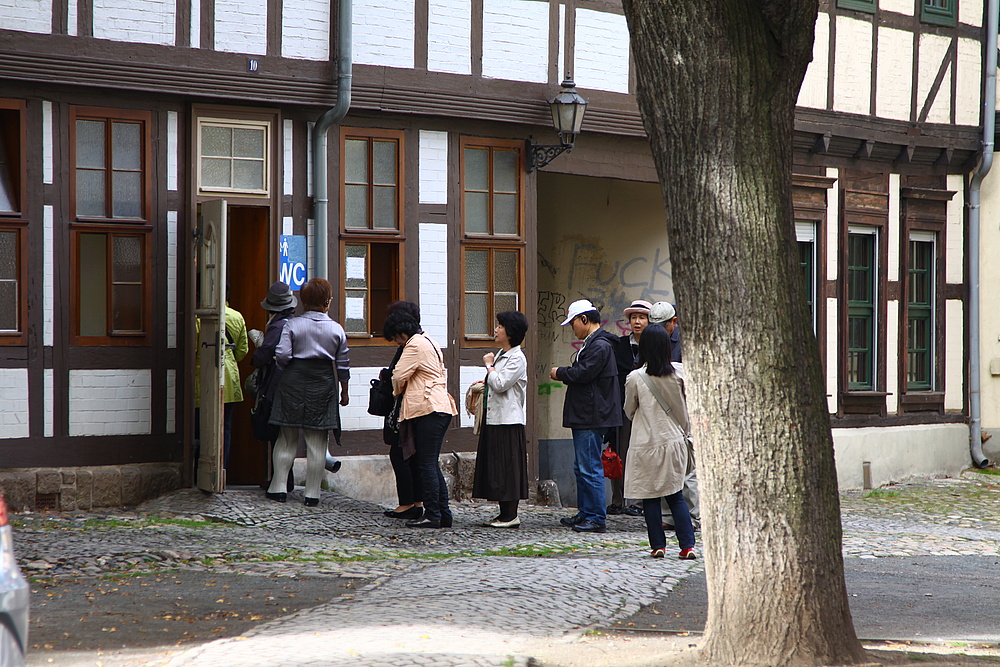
[{"xmin": 279, "ymin": 235, "xmax": 307, "ymax": 289}]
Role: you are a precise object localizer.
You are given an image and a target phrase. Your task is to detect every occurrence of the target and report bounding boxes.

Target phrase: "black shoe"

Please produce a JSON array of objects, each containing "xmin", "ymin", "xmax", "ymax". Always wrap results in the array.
[
  {"xmin": 384, "ymin": 506, "xmax": 423, "ymax": 520},
  {"xmin": 304, "ymin": 497, "xmax": 319, "ymax": 507},
  {"xmin": 406, "ymin": 518, "xmax": 441, "ymax": 528},
  {"xmin": 560, "ymin": 514, "xmax": 585, "ymax": 527},
  {"xmin": 624, "ymin": 505, "xmax": 643, "ymax": 516},
  {"xmin": 265, "ymin": 492, "xmax": 287, "ymax": 503},
  {"xmin": 606, "ymin": 504, "xmax": 625, "ymax": 515},
  {"xmin": 325, "ymin": 458, "xmax": 342, "ymax": 474},
  {"xmin": 440, "ymin": 513, "xmax": 453, "ymax": 528},
  {"xmin": 572, "ymin": 520, "xmax": 607, "ymax": 533}
]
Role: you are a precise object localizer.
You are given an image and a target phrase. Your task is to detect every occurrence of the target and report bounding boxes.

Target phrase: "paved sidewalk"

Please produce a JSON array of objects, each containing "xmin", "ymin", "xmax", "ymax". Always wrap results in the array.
[{"xmin": 15, "ymin": 470, "xmax": 1000, "ymax": 666}]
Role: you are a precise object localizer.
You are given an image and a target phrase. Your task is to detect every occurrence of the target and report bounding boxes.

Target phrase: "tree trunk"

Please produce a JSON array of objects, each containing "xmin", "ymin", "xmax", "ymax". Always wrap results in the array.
[{"xmin": 619, "ymin": 2, "xmax": 867, "ymax": 665}]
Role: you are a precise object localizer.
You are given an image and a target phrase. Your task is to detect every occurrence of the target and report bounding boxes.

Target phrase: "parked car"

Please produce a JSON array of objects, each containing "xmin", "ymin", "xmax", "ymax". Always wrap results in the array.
[{"xmin": 0, "ymin": 494, "xmax": 28, "ymax": 667}]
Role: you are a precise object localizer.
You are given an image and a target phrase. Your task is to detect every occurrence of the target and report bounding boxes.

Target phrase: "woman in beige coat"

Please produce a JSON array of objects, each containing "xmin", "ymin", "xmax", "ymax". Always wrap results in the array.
[
  {"xmin": 385, "ymin": 309, "xmax": 458, "ymax": 529},
  {"xmin": 623, "ymin": 325, "xmax": 696, "ymax": 560}
]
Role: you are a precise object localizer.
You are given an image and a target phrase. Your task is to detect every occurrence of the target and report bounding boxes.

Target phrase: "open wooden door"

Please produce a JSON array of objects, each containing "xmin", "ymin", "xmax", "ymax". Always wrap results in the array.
[{"xmin": 196, "ymin": 200, "xmax": 227, "ymax": 493}]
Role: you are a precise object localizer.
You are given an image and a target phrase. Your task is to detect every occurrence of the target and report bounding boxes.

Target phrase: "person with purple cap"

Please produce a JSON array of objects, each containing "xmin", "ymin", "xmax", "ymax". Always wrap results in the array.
[{"xmin": 549, "ymin": 299, "xmax": 622, "ymax": 533}]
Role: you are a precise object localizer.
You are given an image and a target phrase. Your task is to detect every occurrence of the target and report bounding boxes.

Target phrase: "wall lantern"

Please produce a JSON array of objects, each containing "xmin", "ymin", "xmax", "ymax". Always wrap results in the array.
[{"xmin": 527, "ymin": 77, "xmax": 588, "ymax": 172}]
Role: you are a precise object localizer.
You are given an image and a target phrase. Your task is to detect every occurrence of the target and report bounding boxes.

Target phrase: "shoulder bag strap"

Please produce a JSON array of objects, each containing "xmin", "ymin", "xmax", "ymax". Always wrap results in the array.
[{"xmin": 639, "ymin": 372, "xmax": 688, "ymax": 434}]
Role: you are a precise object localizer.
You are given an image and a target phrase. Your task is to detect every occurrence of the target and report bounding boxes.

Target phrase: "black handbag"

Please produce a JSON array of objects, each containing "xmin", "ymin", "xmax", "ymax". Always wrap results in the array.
[
  {"xmin": 367, "ymin": 369, "xmax": 395, "ymax": 416},
  {"xmin": 251, "ymin": 395, "xmax": 280, "ymax": 442},
  {"xmin": 383, "ymin": 396, "xmax": 401, "ymax": 446}
]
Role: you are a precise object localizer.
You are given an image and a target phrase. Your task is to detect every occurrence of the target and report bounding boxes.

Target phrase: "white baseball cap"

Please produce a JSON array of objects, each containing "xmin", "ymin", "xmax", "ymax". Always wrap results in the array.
[
  {"xmin": 561, "ymin": 299, "xmax": 596, "ymax": 326},
  {"xmin": 649, "ymin": 302, "xmax": 676, "ymax": 324}
]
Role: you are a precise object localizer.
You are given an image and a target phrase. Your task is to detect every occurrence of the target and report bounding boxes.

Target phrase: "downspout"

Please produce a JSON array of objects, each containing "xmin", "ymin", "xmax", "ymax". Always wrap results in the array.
[
  {"xmin": 968, "ymin": 0, "xmax": 997, "ymax": 467},
  {"xmin": 312, "ymin": 0, "xmax": 352, "ymax": 281}
]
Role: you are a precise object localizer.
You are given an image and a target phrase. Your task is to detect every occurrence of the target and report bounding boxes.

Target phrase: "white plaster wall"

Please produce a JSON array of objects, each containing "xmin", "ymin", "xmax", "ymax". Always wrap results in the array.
[
  {"xmin": 826, "ymin": 168, "xmax": 839, "ymax": 281},
  {"xmin": 322, "ymin": 454, "xmax": 399, "ymax": 505},
  {"xmin": 167, "ymin": 111, "xmax": 178, "ymax": 191},
  {"xmin": 68, "ymin": 370, "xmax": 151, "ymax": 436},
  {"xmin": 459, "ymin": 366, "xmax": 484, "ymax": 429},
  {"xmin": 93, "ymin": 0, "xmax": 175, "ymax": 45},
  {"xmin": 0, "ymin": 0, "xmax": 51, "ymax": 34},
  {"xmin": 888, "ymin": 174, "xmax": 901, "ymax": 281},
  {"xmin": 945, "ymin": 300, "xmax": 964, "ymax": 411},
  {"xmin": 946, "ymin": 174, "xmax": 965, "ymax": 285},
  {"xmin": 338, "ymin": 367, "xmax": 388, "ymax": 431},
  {"xmin": 418, "ymin": 222, "xmax": 448, "ymax": 348},
  {"xmin": 427, "ymin": 0, "xmax": 471, "ymax": 75},
  {"xmin": 558, "ymin": 4, "xmax": 566, "ymax": 81},
  {"xmin": 43, "ymin": 369, "xmax": 53, "ymax": 437},
  {"xmin": 826, "ymin": 297, "xmax": 838, "ymax": 414},
  {"xmin": 833, "ymin": 16, "xmax": 872, "ymax": 116},
  {"xmin": 886, "ymin": 300, "xmax": 899, "ymax": 414},
  {"xmin": 879, "ymin": 0, "xmax": 914, "ymax": 15},
  {"xmin": 283, "ymin": 119, "xmax": 294, "ymax": 196},
  {"xmin": 67, "ymin": 0, "xmax": 76, "ymax": 35},
  {"xmin": 43, "ymin": 205, "xmax": 53, "ymax": 347},
  {"xmin": 42, "ymin": 101, "xmax": 52, "ymax": 185},
  {"xmin": 282, "ymin": 215, "xmax": 292, "ymax": 236},
  {"xmin": 307, "ymin": 217, "xmax": 315, "ymax": 279},
  {"xmin": 190, "ymin": 0, "xmax": 201, "ymax": 48},
  {"xmin": 917, "ymin": 33, "xmax": 952, "ymax": 124},
  {"xmin": 418, "ymin": 130, "xmax": 448, "ymax": 205},
  {"xmin": 0, "ymin": 368, "xmax": 29, "ymax": 439},
  {"xmin": 353, "ymin": 0, "xmax": 414, "ymax": 69},
  {"xmin": 282, "ymin": 0, "xmax": 330, "ymax": 60},
  {"xmin": 833, "ymin": 423, "xmax": 969, "ymax": 489},
  {"xmin": 876, "ymin": 27, "xmax": 912, "ymax": 122},
  {"xmin": 959, "ymin": 0, "xmax": 983, "ymax": 27},
  {"xmin": 167, "ymin": 211, "xmax": 178, "ymax": 348},
  {"xmin": 979, "ymin": 169, "xmax": 1000, "ymax": 433},
  {"xmin": 214, "ymin": 0, "xmax": 266, "ymax": 55},
  {"xmin": 166, "ymin": 369, "xmax": 176, "ymax": 433},
  {"xmin": 956, "ymin": 37, "xmax": 982, "ymax": 127},
  {"xmin": 797, "ymin": 12, "xmax": 829, "ymax": 110},
  {"xmin": 573, "ymin": 8, "xmax": 630, "ymax": 95},
  {"xmin": 482, "ymin": 0, "xmax": 548, "ymax": 83}
]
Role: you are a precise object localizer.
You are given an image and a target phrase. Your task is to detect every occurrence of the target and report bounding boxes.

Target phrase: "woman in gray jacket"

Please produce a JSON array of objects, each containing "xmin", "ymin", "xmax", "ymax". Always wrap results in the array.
[{"xmin": 473, "ymin": 311, "xmax": 529, "ymax": 528}]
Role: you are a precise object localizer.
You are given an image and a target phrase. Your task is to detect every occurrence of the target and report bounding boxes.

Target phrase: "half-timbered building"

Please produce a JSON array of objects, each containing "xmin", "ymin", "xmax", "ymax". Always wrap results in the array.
[{"xmin": 0, "ymin": 0, "xmax": 989, "ymax": 508}]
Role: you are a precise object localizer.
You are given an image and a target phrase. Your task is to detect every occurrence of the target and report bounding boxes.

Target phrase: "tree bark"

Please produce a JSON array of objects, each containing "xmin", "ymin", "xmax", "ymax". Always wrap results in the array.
[{"xmin": 619, "ymin": 1, "xmax": 867, "ymax": 665}]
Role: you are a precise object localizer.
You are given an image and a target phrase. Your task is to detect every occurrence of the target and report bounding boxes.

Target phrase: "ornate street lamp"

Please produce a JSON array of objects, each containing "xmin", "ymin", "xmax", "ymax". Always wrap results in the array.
[{"xmin": 527, "ymin": 77, "xmax": 588, "ymax": 172}]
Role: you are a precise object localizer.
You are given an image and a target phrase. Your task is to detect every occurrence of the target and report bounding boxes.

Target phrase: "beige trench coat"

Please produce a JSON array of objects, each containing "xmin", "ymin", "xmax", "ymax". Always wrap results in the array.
[{"xmin": 622, "ymin": 369, "xmax": 690, "ymax": 499}]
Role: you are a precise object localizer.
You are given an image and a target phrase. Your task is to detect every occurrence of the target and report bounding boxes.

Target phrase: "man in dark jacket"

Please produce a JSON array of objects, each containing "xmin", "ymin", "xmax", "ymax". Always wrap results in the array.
[{"xmin": 549, "ymin": 299, "xmax": 621, "ymax": 533}]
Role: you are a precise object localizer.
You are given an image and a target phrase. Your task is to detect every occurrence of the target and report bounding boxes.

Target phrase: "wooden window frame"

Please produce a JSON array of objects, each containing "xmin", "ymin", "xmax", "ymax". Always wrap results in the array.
[
  {"xmin": 920, "ymin": 0, "xmax": 957, "ymax": 27},
  {"xmin": 846, "ymin": 228, "xmax": 878, "ymax": 391},
  {"xmin": 196, "ymin": 117, "xmax": 272, "ymax": 197},
  {"xmin": 796, "ymin": 222, "xmax": 818, "ymax": 333},
  {"xmin": 460, "ymin": 137, "xmax": 526, "ymax": 346},
  {"xmin": 837, "ymin": 0, "xmax": 876, "ymax": 13},
  {"xmin": 897, "ymin": 183, "xmax": 951, "ymax": 413},
  {"xmin": 339, "ymin": 127, "xmax": 405, "ymax": 344},
  {"xmin": 70, "ymin": 107, "xmax": 153, "ymax": 346},
  {"xmin": 340, "ymin": 127, "xmax": 405, "ymax": 234},
  {"xmin": 905, "ymin": 233, "xmax": 935, "ymax": 391},
  {"xmin": 0, "ymin": 99, "xmax": 27, "ymax": 346}
]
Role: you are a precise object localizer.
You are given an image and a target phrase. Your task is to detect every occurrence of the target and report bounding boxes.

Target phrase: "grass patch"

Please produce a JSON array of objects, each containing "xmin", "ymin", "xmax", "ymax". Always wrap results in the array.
[
  {"xmin": 905, "ymin": 652, "xmax": 933, "ymax": 662},
  {"xmin": 863, "ymin": 489, "xmax": 901, "ymax": 500},
  {"xmin": 968, "ymin": 466, "xmax": 1000, "ymax": 477}
]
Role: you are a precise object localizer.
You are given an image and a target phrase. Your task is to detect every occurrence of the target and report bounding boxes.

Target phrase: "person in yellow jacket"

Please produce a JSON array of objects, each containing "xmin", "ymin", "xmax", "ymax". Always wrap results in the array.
[{"xmin": 195, "ymin": 291, "xmax": 249, "ymax": 470}]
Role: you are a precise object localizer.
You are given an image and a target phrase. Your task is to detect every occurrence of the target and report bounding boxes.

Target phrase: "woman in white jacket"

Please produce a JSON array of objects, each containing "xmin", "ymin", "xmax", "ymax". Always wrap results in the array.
[
  {"xmin": 623, "ymin": 325, "xmax": 696, "ymax": 560},
  {"xmin": 473, "ymin": 311, "xmax": 529, "ymax": 528}
]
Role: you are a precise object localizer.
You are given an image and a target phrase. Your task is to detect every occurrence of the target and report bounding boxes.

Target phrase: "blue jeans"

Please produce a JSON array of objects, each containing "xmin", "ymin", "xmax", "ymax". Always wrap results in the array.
[
  {"xmin": 643, "ymin": 491, "xmax": 695, "ymax": 551},
  {"xmin": 572, "ymin": 428, "xmax": 608, "ymax": 525},
  {"xmin": 410, "ymin": 412, "xmax": 453, "ymax": 522}
]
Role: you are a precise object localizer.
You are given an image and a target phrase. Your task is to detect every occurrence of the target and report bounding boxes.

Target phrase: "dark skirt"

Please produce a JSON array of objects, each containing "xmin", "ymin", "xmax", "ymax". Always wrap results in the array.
[
  {"xmin": 269, "ymin": 358, "xmax": 340, "ymax": 431},
  {"xmin": 472, "ymin": 423, "xmax": 528, "ymax": 502}
]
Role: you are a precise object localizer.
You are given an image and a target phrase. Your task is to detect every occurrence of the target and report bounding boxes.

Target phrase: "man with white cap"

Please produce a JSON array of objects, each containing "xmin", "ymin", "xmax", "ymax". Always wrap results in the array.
[{"xmin": 549, "ymin": 299, "xmax": 622, "ymax": 533}]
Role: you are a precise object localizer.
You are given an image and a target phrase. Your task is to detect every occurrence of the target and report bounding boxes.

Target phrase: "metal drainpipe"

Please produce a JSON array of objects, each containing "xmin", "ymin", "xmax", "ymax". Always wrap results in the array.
[
  {"xmin": 968, "ymin": 0, "xmax": 997, "ymax": 468},
  {"xmin": 312, "ymin": 0, "xmax": 352, "ymax": 281}
]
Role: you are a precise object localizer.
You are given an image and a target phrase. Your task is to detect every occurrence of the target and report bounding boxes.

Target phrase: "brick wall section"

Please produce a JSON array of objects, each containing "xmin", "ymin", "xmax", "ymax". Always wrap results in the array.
[
  {"xmin": 482, "ymin": 0, "xmax": 548, "ymax": 83},
  {"xmin": 353, "ymin": 0, "xmax": 414, "ymax": 69},
  {"xmin": 427, "ymin": 0, "xmax": 471, "ymax": 75},
  {"xmin": 956, "ymin": 37, "xmax": 983, "ymax": 127},
  {"xmin": 43, "ymin": 204, "xmax": 53, "ymax": 346},
  {"xmin": 0, "ymin": 0, "xmax": 51, "ymax": 34},
  {"xmin": 573, "ymin": 8, "xmax": 629, "ymax": 94},
  {"xmin": 797, "ymin": 12, "xmax": 829, "ymax": 110},
  {"xmin": 215, "ymin": 0, "xmax": 266, "ymax": 55},
  {"xmin": 876, "ymin": 27, "xmax": 913, "ymax": 122},
  {"xmin": 946, "ymin": 174, "xmax": 965, "ymax": 285},
  {"xmin": 337, "ymin": 366, "xmax": 387, "ymax": 432},
  {"xmin": 282, "ymin": 0, "xmax": 330, "ymax": 60},
  {"xmin": 945, "ymin": 301, "xmax": 964, "ymax": 411},
  {"xmin": 0, "ymin": 369, "xmax": 29, "ymax": 439},
  {"xmin": 68, "ymin": 369, "xmax": 152, "ymax": 436},
  {"xmin": 458, "ymin": 366, "xmax": 483, "ymax": 429},
  {"xmin": 834, "ymin": 16, "xmax": 873, "ymax": 116},
  {"xmin": 167, "ymin": 210, "xmax": 178, "ymax": 348},
  {"xmin": 93, "ymin": 0, "xmax": 175, "ymax": 45},
  {"xmin": 166, "ymin": 369, "xmax": 177, "ymax": 434},
  {"xmin": 917, "ymin": 33, "xmax": 952, "ymax": 124},
  {"xmin": 43, "ymin": 369, "xmax": 53, "ymax": 437},
  {"xmin": 418, "ymin": 130, "xmax": 448, "ymax": 205},
  {"xmin": 418, "ymin": 223, "xmax": 448, "ymax": 348}
]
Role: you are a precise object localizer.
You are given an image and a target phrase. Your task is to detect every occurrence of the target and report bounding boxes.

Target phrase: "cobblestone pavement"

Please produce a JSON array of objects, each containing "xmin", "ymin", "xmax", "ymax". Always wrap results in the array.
[{"xmin": 14, "ymin": 469, "xmax": 1000, "ymax": 666}]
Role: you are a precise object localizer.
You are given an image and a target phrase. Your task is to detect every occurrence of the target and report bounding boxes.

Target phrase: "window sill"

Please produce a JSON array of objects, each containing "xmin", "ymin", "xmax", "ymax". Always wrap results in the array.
[
  {"xmin": 840, "ymin": 391, "xmax": 889, "ymax": 415},
  {"xmin": 899, "ymin": 391, "xmax": 945, "ymax": 413}
]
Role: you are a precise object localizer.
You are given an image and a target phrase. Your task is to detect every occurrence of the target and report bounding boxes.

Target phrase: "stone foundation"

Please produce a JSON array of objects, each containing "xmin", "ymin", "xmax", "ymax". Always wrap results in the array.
[{"xmin": 0, "ymin": 463, "xmax": 182, "ymax": 512}]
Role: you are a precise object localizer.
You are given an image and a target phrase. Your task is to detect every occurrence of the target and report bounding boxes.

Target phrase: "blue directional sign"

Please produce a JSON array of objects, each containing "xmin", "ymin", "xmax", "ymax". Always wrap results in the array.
[{"xmin": 279, "ymin": 235, "xmax": 307, "ymax": 289}]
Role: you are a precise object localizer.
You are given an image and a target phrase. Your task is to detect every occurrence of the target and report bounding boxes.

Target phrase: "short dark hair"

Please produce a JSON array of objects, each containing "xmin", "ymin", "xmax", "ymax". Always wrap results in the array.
[
  {"xmin": 496, "ymin": 311, "xmax": 529, "ymax": 346},
  {"xmin": 387, "ymin": 300, "xmax": 421, "ymax": 324},
  {"xmin": 299, "ymin": 278, "xmax": 332, "ymax": 312},
  {"xmin": 638, "ymin": 324, "xmax": 675, "ymax": 377},
  {"xmin": 578, "ymin": 309, "xmax": 601, "ymax": 325},
  {"xmin": 383, "ymin": 309, "xmax": 421, "ymax": 341}
]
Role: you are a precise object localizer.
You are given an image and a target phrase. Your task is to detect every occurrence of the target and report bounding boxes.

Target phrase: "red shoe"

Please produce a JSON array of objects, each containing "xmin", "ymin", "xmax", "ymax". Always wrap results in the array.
[
  {"xmin": 650, "ymin": 548, "xmax": 665, "ymax": 559},
  {"xmin": 679, "ymin": 548, "xmax": 697, "ymax": 560}
]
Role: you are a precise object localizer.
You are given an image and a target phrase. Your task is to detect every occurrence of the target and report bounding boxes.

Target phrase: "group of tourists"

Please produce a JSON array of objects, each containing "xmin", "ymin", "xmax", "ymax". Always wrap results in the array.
[{"xmin": 233, "ymin": 278, "xmax": 696, "ymax": 557}]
